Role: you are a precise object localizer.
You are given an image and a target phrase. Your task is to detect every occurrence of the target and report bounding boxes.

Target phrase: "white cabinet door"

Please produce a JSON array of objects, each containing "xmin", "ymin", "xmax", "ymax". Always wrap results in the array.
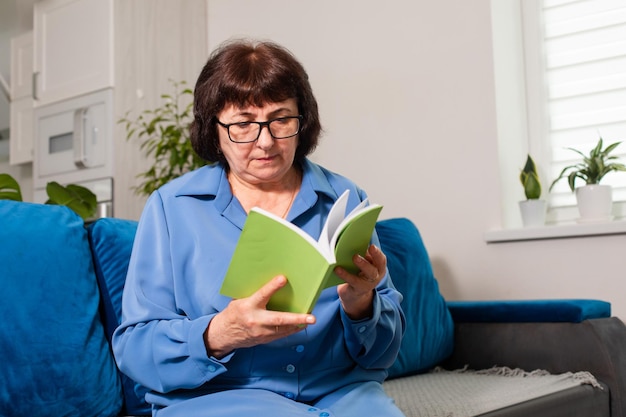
[
  {"xmin": 10, "ymin": 97, "xmax": 34, "ymax": 165},
  {"xmin": 10, "ymin": 32, "xmax": 33, "ymax": 100},
  {"xmin": 34, "ymin": 0, "xmax": 113, "ymax": 106},
  {"xmin": 10, "ymin": 32, "xmax": 34, "ymax": 164}
]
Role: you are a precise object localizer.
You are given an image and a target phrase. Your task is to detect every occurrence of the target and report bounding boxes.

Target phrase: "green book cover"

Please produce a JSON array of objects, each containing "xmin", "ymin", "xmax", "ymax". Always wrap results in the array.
[{"xmin": 220, "ymin": 190, "xmax": 383, "ymax": 313}]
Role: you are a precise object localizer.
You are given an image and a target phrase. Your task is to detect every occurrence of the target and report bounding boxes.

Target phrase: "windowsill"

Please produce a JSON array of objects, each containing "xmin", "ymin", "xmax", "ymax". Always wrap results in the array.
[{"xmin": 484, "ymin": 218, "xmax": 626, "ymax": 243}]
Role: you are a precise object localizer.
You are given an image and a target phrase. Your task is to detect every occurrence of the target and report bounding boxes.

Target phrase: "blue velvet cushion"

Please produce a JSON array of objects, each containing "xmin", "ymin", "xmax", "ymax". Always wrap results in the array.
[
  {"xmin": 376, "ymin": 218, "xmax": 455, "ymax": 379},
  {"xmin": 0, "ymin": 201, "xmax": 122, "ymax": 417},
  {"xmin": 88, "ymin": 218, "xmax": 150, "ymax": 416},
  {"xmin": 447, "ymin": 299, "xmax": 611, "ymax": 323}
]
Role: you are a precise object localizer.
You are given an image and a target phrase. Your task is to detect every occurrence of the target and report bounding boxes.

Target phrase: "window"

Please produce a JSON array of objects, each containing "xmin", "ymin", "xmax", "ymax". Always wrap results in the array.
[{"xmin": 522, "ymin": 0, "xmax": 626, "ymax": 223}]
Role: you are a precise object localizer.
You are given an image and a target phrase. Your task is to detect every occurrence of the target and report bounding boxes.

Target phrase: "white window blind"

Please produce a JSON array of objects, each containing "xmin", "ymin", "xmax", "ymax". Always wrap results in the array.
[{"xmin": 534, "ymin": 0, "xmax": 626, "ymax": 220}]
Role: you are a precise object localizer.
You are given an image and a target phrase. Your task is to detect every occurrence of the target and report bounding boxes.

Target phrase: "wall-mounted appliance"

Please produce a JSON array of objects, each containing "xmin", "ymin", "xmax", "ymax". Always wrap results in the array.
[{"xmin": 33, "ymin": 88, "xmax": 114, "ymax": 217}]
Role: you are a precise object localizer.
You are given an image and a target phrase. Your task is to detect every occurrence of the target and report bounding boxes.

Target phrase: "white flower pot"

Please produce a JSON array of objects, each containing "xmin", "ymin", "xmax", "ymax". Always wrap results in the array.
[
  {"xmin": 519, "ymin": 199, "xmax": 547, "ymax": 227},
  {"xmin": 575, "ymin": 184, "xmax": 613, "ymax": 222}
]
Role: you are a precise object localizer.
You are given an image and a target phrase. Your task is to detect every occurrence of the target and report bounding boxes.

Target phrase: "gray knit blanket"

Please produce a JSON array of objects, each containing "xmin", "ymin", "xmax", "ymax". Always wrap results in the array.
[{"xmin": 383, "ymin": 366, "xmax": 602, "ymax": 417}]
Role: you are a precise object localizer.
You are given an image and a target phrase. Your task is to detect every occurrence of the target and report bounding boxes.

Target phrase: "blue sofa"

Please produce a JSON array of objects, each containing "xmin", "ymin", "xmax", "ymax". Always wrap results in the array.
[{"xmin": 1, "ymin": 200, "xmax": 625, "ymax": 417}]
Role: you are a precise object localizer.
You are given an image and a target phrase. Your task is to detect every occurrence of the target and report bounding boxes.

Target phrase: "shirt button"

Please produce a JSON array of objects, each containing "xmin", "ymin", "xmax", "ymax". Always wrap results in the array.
[
  {"xmin": 358, "ymin": 325, "xmax": 367, "ymax": 333},
  {"xmin": 285, "ymin": 392, "xmax": 295, "ymax": 399},
  {"xmin": 208, "ymin": 365, "xmax": 217, "ymax": 372},
  {"xmin": 285, "ymin": 364, "xmax": 296, "ymax": 373},
  {"xmin": 319, "ymin": 412, "xmax": 330, "ymax": 417},
  {"xmin": 295, "ymin": 345, "xmax": 305, "ymax": 353}
]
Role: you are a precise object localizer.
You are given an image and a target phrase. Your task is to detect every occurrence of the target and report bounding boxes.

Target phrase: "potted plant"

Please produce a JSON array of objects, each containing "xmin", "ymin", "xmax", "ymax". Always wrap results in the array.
[
  {"xmin": 119, "ymin": 80, "xmax": 206, "ymax": 197},
  {"xmin": 0, "ymin": 173, "xmax": 97, "ymax": 221},
  {"xmin": 519, "ymin": 154, "xmax": 546, "ymax": 227},
  {"xmin": 549, "ymin": 136, "xmax": 626, "ymax": 222}
]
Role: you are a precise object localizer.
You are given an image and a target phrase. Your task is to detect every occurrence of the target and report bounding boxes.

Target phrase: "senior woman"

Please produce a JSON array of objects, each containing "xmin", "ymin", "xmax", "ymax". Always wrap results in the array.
[{"xmin": 112, "ymin": 39, "xmax": 406, "ymax": 417}]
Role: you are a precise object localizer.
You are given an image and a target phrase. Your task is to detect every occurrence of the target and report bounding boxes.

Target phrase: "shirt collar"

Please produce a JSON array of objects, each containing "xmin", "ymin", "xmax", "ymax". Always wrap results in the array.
[{"xmin": 173, "ymin": 159, "xmax": 341, "ymax": 220}]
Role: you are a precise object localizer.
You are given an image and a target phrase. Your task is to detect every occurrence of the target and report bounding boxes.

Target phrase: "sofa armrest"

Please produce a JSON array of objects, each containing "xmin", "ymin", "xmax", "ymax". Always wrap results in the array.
[
  {"xmin": 446, "ymin": 299, "xmax": 611, "ymax": 323},
  {"xmin": 441, "ymin": 317, "xmax": 626, "ymax": 417}
]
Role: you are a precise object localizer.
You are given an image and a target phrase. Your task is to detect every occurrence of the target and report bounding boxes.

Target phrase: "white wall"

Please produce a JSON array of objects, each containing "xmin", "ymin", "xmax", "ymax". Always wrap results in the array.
[{"xmin": 206, "ymin": 0, "xmax": 626, "ymax": 319}]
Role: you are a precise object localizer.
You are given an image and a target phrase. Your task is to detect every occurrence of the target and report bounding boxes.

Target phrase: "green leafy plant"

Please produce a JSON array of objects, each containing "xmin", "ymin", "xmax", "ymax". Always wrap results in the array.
[
  {"xmin": 0, "ymin": 173, "xmax": 97, "ymax": 220},
  {"xmin": 549, "ymin": 136, "xmax": 626, "ymax": 192},
  {"xmin": 520, "ymin": 154, "xmax": 542, "ymax": 200},
  {"xmin": 45, "ymin": 181, "xmax": 98, "ymax": 220},
  {"xmin": 119, "ymin": 79, "xmax": 206, "ymax": 197},
  {"xmin": 0, "ymin": 173, "xmax": 22, "ymax": 201}
]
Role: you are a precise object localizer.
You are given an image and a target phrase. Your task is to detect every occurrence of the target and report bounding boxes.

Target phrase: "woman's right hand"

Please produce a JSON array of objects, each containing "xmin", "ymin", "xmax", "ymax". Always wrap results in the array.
[{"xmin": 204, "ymin": 275, "xmax": 316, "ymax": 359}]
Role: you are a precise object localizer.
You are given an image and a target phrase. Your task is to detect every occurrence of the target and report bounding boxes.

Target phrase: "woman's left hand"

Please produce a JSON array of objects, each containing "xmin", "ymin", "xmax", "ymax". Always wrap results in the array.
[{"xmin": 334, "ymin": 244, "xmax": 387, "ymax": 320}]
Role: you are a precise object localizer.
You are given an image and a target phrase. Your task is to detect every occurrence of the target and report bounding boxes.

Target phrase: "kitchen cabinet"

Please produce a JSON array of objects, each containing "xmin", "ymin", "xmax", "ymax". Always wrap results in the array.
[
  {"xmin": 9, "ymin": 98, "xmax": 33, "ymax": 165},
  {"xmin": 10, "ymin": 32, "xmax": 33, "ymax": 100},
  {"xmin": 25, "ymin": 0, "xmax": 207, "ymax": 219},
  {"xmin": 33, "ymin": 0, "xmax": 113, "ymax": 107},
  {"xmin": 10, "ymin": 31, "xmax": 34, "ymax": 164}
]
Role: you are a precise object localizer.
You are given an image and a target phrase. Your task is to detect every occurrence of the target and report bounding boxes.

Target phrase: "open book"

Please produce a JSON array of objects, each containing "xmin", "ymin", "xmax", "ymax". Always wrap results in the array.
[{"xmin": 220, "ymin": 190, "xmax": 383, "ymax": 313}]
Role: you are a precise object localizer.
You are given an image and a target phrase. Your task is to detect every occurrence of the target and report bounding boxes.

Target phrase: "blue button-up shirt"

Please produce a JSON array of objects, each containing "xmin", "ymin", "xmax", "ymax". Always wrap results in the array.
[{"xmin": 112, "ymin": 159, "xmax": 405, "ymax": 410}]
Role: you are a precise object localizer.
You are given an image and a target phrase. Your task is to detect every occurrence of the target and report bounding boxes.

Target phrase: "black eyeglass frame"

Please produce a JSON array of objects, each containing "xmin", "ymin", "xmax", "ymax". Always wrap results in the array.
[{"xmin": 215, "ymin": 115, "xmax": 303, "ymax": 143}]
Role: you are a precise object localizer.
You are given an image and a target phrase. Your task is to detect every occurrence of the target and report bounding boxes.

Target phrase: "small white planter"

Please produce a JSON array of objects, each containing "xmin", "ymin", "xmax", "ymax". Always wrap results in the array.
[
  {"xmin": 519, "ymin": 199, "xmax": 547, "ymax": 227},
  {"xmin": 575, "ymin": 184, "xmax": 613, "ymax": 222}
]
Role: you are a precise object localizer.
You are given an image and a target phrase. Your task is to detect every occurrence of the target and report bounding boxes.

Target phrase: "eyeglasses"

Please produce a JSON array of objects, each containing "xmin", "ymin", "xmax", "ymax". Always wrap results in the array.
[{"xmin": 216, "ymin": 115, "xmax": 303, "ymax": 143}]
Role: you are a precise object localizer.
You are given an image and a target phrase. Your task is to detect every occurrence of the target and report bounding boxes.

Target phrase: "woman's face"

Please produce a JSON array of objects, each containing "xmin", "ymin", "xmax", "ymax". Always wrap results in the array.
[{"xmin": 216, "ymin": 98, "xmax": 300, "ymax": 187}]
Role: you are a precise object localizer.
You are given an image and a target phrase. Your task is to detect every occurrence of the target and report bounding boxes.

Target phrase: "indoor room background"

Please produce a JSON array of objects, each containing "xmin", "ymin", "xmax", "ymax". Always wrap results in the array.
[{"xmin": 1, "ymin": 0, "xmax": 624, "ymax": 318}]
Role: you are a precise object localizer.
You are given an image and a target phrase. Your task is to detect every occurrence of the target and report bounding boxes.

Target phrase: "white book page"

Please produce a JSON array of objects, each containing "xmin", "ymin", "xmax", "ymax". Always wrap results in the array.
[
  {"xmin": 251, "ymin": 206, "xmax": 335, "ymax": 264},
  {"xmin": 318, "ymin": 190, "xmax": 350, "ymax": 252},
  {"xmin": 328, "ymin": 199, "xmax": 373, "ymax": 250}
]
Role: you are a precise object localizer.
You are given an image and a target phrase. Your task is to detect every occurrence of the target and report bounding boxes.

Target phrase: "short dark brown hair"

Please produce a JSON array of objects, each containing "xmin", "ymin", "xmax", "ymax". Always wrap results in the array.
[{"xmin": 190, "ymin": 39, "xmax": 322, "ymax": 164}]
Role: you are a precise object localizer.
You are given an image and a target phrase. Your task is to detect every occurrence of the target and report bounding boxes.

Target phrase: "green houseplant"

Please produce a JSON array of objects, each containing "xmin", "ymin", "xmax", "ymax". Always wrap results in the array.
[
  {"xmin": 549, "ymin": 137, "xmax": 626, "ymax": 192},
  {"xmin": 518, "ymin": 154, "xmax": 546, "ymax": 227},
  {"xmin": 0, "ymin": 173, "xmax": 98, "ymax": 220},
  {"xmin": 520, "ymin": 154, "xmax": 542, "ymax": 200},
  {"xmin": 549, "ymin": 136, "xmax": 626, "ymax": 221},
  {"xmin": 119, "ymin": 80, "xmax": 206, "ymax": 197}
]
